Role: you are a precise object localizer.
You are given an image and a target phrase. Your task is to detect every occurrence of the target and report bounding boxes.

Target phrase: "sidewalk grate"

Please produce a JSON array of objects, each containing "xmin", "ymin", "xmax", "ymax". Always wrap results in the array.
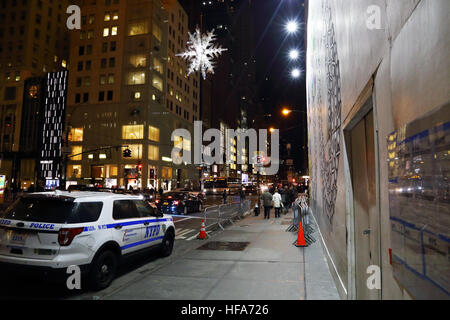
[{"xmin": 196, "ymin": 241, "xmax": 250, "ymax": 251}]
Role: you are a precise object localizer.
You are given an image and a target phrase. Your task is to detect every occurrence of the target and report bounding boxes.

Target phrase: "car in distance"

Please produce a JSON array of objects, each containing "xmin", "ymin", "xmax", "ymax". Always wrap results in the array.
[
  {"xmin": 0, "ymin": 191, "xmax": 175, "ymax": 290},
  {"xmin": 155, "ymin": 191, "xmax": 203, "ymax": 215}
]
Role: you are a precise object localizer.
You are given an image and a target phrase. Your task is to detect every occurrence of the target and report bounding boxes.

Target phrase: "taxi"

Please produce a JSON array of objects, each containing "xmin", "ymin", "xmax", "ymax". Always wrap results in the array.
[{"xmin": 0, "ymin": 191, "xmax": 175, "ymax": 290}]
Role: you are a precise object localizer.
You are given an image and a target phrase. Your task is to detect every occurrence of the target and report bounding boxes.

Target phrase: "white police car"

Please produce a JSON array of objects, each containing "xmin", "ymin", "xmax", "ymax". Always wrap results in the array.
[{"xmin": 0, "ymin": 191, "xmax": 176, "ymax": 290}]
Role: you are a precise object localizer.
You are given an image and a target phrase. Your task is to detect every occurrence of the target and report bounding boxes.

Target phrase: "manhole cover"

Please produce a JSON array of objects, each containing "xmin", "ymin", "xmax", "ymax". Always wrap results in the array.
[{"xmin": 196, "ymin": 241, "xmax": 250, "ymax": 251}]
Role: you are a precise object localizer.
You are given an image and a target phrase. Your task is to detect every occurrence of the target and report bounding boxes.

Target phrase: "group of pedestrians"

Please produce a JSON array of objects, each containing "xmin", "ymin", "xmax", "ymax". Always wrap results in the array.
[{"xmin": 259, "ymin": 185, "xmax": 298, "ymax": 219}]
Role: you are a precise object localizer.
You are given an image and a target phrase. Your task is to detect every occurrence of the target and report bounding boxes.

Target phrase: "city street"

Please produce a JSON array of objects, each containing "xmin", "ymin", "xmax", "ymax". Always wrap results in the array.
[
  {"xmin": 0, "ymin": 0, "xmax": 448, "ymax": 305},
  {"xmin": 0, "ymin": 204, "xmax": 338, "ymax": 301}
]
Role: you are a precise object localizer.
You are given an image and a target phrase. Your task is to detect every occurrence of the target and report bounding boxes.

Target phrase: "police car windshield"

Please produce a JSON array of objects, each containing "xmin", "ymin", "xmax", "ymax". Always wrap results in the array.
[{"xmin": 0, "ymin": 197, "xmax": 103, "ymax": 224}]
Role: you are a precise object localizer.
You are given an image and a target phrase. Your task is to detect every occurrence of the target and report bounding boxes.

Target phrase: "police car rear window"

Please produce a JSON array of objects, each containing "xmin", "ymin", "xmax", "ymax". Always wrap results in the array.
[{"xmin": 0, "ymin": 198, "xmax": 103, "ymax": 224}]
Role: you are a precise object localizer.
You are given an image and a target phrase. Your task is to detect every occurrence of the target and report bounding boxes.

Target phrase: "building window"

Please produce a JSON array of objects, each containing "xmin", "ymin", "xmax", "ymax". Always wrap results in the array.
[
  {"xmin": 71, "ymin": 146, "xmax": 83, "ymax": 161},
  {"xmin": 121, "ymin": 145, "xmax": 142, "ymax": 160},
  {"xmin": 109, "ymin": 57, "xmax": 115, "ymax": 67},
  {"xmin": 153, "ymin": 57, "xmax": 163, "ymax": 74},
  {"xmin": 107, "ymin": 90, "xmax": 113, "ymax": 100},
  {"xmin": 67, "ymin": 165, "xmax": 82, "ymax": 178},
  {"xmin": 104, "ymin": 12, "xmax": 111, "ymax": 21},
  {"xmin": 128, "ymin": 20, "xmax": 148, "ymax": 36},
  {"xmin": 148, "ymin": 145, "xmax": 159, "ymax": 161},
  {"xmin": 152, "ymin": 75, "xmax": 163, "ymax": 91},
  {"xmin": 122, "ymin": 125, "xmax": 144, "ymax": 140},
  {"xmin": 148, "ymin": 126, "xmax": 160, "ymax": 142},
  {"xmin": 69, "ymin": 128, "xmax": 83, "ymax": 142},
  {"xmin": 127, "ymin": 71, "xmax": 146, "ymax": 85},
  {"xmin": 108, "ymin": 74, "xmax": 115, "ymax": 84},
  {"xmin": 103, "ymin": 27, "xmax": 109, "ymax": 37},
  {"xmin": 100, "ymin": 75, "xmax": 106, "ymax": 85},
  {"xmin": 99, "ymin": 91, "xmax": 105, "ymax": 101},
  {"xmin": 133, "ymin": 92, "xmax": 141, "ymax": 100},
  {"xmin": 161, "ymin": 167, "xmax": 172, "ymax": 179},
  {"xmin": 129, "ymin": 54, "xmax": 147, "ymax": 68},
  {"xmin": 111, "ymin": 26, "xmax": 118, "ymax": 36},
  {"xmin": 152, "ymin": 23, "xmax": 162, "ymax": 42}
]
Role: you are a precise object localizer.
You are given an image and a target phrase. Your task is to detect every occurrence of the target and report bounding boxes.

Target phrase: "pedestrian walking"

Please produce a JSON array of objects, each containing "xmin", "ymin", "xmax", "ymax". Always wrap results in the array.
[
  {"xmin": 281, "ymin": 188, "xmax": 289, "ymax": 214},
  {"xmin": 239, "ymin": 188, "xmax": 246, "ymax": 203},
  {"xmin": 222, "ymin": 189, "xmax": 228, "ymax": 204},
  {"xmin": 261, "ymin": 189, "xmax": 273, "ymax": 219},
  {"xmin": 273, "ymin": 189, "xmax": 283, "ymax": 218}
]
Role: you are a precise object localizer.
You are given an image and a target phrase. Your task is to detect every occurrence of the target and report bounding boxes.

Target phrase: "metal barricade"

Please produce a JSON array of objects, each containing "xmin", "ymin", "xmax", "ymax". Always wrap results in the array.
[{"xmin": 201, "ymin": 200, "xmax": 252, "ymax": 231}]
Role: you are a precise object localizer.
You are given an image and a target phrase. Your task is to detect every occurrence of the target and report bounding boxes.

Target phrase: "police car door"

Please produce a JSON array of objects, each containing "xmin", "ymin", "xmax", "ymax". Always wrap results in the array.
[
  {"xmin": 111, "ymin": 200, "xmax": 146, "ymax": 254},
  {"xmin": 134, "ymin": 200, "xmax": 164, "ymax": 248}
]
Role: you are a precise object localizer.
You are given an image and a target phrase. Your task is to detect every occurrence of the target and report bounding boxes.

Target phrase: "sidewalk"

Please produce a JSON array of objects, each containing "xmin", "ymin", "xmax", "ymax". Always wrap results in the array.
[{"xmin": 103, "ymin": 209, "xmax": 340, "ymax": 300}]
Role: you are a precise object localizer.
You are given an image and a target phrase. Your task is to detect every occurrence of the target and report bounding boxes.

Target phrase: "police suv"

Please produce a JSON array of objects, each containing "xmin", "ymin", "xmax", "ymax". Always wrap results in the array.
[{"xmin": 0, "ymin": 191, "xmax": 176, "ymax": 290}]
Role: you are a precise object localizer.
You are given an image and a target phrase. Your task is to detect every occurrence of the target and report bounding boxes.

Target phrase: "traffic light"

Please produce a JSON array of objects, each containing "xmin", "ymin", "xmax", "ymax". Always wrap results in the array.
[
  {"xmin": 123, "ymin": 148, "xmax": 132, "ymax": 158},
  {"xmin": 137, "ymin": 163, "xmax": 143, "ymax": 171}
]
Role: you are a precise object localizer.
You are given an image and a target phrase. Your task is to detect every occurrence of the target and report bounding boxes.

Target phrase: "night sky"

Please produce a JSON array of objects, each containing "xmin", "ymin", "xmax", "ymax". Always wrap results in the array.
[{"xmin": 254, "ymin": 0, "xmax": 307, "ymax": 172}]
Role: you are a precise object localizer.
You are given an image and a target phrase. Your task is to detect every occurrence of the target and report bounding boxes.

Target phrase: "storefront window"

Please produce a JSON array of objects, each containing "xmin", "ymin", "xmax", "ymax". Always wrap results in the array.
[
  {"xmin": 67, "ymin": 165, "xmax": 82, "ymax": 178},
  {"xmin": 128, "ymin": 20, "xmax": 149, "ymax": 36},
  {"xmin": 69, "ymin": 128, "xmax": 83, "ymax": 142},
  {"xmin": 71, "ymin": 146, "xmax": 83, "ymax": 161},
  {"xmin": 122, "ymin": 125, "xmax": 144, "ymax": 140},
  {"xmin": 148, "ymin": 145, "xmax": 159, "ymax": 161},
  {"xmin": 152, "ymin": 75, "xmax": 163, "ymax": 91},
  {"xmin": 148, "ymin": 126, "xmax": 160, "ymax": 142}
]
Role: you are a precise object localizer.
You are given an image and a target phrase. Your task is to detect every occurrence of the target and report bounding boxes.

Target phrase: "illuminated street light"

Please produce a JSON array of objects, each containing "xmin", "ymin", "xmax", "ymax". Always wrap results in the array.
[
  {"xmin": 289, "ymin": 49, "xmax": 300, "ymax": 61},
  {"xmin": 286, "ymin": 20, "xmax": 299, "ymax": 34},
  {"xmin": 282, "ymin": 108, "xmax": 292, "ymax": 116},
  {"xmin": 291, "ymin": 68, "xmax": 301, "ymax": 79},
  {"xmin": 269, "ymin": 127, "xmax": 276, "ymax": 133}
]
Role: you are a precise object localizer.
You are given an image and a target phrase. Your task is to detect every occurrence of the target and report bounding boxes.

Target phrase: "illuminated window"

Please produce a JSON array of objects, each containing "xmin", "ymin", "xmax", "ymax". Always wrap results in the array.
[
  {"xmin": 99, "ymin": 154, "xmax": 107, "ymax": 159},
  {"xmin": 111, "ymin": 26, "xmax": 118, "ymax": 36},
  {"xmin": 103, "ymin": 27, "xmax": 109, "ymax": 37},
  {"xmin": 129, "ymin": 54, "xmax": 147, "ymax": 68},
  {"xmin": 29, "ymin": 85, "xmax": 39, "ymax": 98},
  {"xmin": 112, "ymin": 11, "xmax": 119, "ymax": 20},
  {"xmin": 133, "ymin": 92, "xmax": 141, "ymax": 100},
  {"xmin": 108, "ymin": 74, "xmax": 115, "ymax": 84},
  {"xmin": 121, "ymin": 145, "xmax": 142, "ymax": 160},
  {"xmin": 128, "ymin": 20, "xmax": 149, "ymax": 36},
  {"xmin": 69, "ymin": 128, "xmax": 83, "ymax": 142},
  {"xmin": 153, "ymin": 58, "xmax": 163, "ymax": 74},
  {"xmin": 148, "ymin": 126, "xmax": 160, "ymax": 142},
  {"xmin": 122, "ymin": 125, "xmax": 144, "ymax": 140},
  {"xmin": 152, "ymin": 75, "xmax": 163, "ymax": 91},
  {"xmin": 71, "ymin": 146, "xmax": 83, "ymax": 161},
  {"xmin": 173, "ymin": 136, "xmax": 191, "ymax": 151},
  {"xmin": 104, "ymin": 12, "xmax": 111, "ymax": 21},
  {"xmin": 92, "ymin": 166, "xmax": 105, "ymax": 178},
  {"xmin": 67, "ymin": 165, "xmax": 82, "ymax": 178},
  {"xmin": 152, "ymin": 23, "xmax": 162, "ymax": 42},
  {"xmin": 161, "ymin": 167, "xmax": 172, "ymax": 179},
  {"xmin": 127, "ymin": 71, "xmax": 146, "ymax": 85},
  {"xmin": 108, "ymin": 165, "xmax": 118, "ymax": 177},
  {"xmin": 148, "ymin": 145, "xmax": 159, "ymax": 161}
]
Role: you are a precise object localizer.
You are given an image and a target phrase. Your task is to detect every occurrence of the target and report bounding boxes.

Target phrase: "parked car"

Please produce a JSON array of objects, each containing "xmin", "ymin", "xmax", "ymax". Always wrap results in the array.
[
  {"xmin": 0, "ymin": 191, "xmax": 175, "ymax": 290},
  {"xmin": 155, "ymin": 191, "xmax": 203, "ymax": 215}
]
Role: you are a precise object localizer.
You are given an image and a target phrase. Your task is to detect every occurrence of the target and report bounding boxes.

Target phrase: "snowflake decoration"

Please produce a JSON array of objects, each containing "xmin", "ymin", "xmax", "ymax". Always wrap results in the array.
[{"xmin": 176, "ymin": 28, "xmax": 227, "ymax": 80}]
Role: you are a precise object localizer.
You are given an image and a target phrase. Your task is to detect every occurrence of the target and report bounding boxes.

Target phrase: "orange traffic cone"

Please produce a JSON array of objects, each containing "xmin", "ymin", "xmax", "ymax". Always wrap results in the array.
[
  {"xmin": 294, "ymin": 221, "xmax": 307, "ymax": 247},
  {"xmin": 197, "ymin": 219, "xmax": 208, "ymax": 240}
]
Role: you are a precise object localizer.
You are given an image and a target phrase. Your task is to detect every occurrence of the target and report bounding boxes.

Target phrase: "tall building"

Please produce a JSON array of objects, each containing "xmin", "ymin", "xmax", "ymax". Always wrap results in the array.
[
  {"xmin": 0, "ymin": 0, "xmax": 70, "ymax": 189},
  {"xmin": 19, "ymin": 71, "xmax": 68, "ymax": 190},
  {"xmin": 66, "ymin": 0, "xmax": 197, "ymax": 191}
]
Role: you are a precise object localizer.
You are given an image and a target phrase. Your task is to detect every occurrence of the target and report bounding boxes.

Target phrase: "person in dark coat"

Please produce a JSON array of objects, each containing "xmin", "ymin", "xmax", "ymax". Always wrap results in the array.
[
  {"xmin": 239, "ymin": 188, "xmax": 246, "ymax": 202},
  {"xmin": 261, "ymin": 190, "xmax": 273, "ymax": 219},
  {"xmin": 222, "ymin": 190, "xmax": 228, "ymax": 204}
]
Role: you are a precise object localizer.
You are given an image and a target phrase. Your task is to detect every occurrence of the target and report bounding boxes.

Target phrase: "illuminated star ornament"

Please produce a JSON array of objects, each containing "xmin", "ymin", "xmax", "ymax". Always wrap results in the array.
[{"xmin": 176, "ymin": 28, "xmax": 228, "ymax": 80}]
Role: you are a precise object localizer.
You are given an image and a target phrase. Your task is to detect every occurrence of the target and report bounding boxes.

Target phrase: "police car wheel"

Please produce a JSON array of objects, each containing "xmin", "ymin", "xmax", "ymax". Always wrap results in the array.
[
  {"xmin": 89, "ymin": 250, "xmax": 118, "ymax": 290},
  {"xmin": 160, "ymin": 230, "xmax": 174, "ymax": 257}
]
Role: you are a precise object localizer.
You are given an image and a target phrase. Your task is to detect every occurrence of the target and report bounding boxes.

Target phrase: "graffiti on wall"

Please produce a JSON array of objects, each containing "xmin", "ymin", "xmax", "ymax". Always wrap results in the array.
[{"xmin": 308, "ymin": 0, "xmax": 342, "ymax": 227}]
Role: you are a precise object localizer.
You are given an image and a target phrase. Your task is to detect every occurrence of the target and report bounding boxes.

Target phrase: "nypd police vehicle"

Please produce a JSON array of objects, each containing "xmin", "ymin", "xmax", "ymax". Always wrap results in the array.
[{"xmin": 0, "ymin": 191, "xmax": 176, "ymax": 290}]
